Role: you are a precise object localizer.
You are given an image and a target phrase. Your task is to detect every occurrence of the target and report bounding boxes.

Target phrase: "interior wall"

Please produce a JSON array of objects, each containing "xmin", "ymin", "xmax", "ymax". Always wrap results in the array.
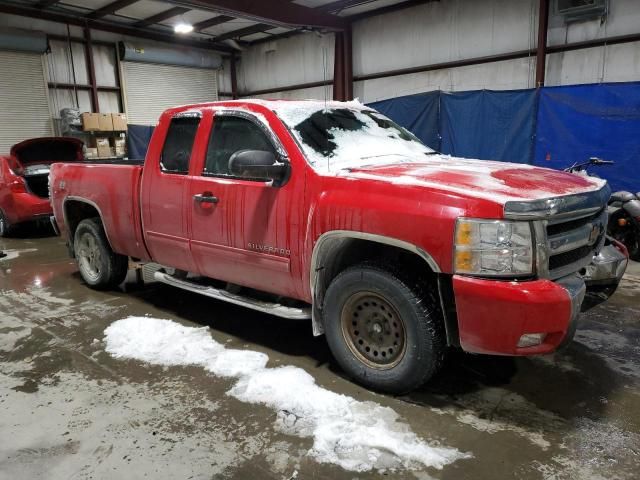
[{"xmin": 235, "ymin": 0, "xmax": 640, "ymax": 102}]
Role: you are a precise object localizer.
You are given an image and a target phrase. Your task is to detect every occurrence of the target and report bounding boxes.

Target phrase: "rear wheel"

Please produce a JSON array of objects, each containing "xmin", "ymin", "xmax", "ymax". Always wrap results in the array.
[
  {"xmin": 74, "ymin": 218, "xmax": 128, "ymax": 289},
  {"xmin": 323, "ymin": 262, "xmax": 445, "ymax": 394},
  {"xmin": 0, "ymin": 209, "xmax": 12, "ymax": 237}
]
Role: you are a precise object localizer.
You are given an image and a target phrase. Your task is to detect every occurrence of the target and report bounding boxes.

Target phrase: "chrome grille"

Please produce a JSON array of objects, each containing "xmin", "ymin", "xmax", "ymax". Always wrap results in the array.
[{"xmin": 545, "ymin": 208, "xmax": 607, "ymax": 279}]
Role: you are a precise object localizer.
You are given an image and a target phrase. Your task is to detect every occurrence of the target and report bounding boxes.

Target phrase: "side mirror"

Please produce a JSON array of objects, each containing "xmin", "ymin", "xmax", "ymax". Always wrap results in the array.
[{"xmin": 228, "ymin": 150, "xmax": 289, "ymax": 186}]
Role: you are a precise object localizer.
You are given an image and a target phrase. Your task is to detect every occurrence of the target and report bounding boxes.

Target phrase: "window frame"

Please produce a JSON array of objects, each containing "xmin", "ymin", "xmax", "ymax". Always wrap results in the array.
[
  {"xmin": 159, "ymin": 111, "xmax": 202, "ymax": 175},
  {"xmin": 201, "ymin": 110, "xmax": 288, "ymax": 181}
]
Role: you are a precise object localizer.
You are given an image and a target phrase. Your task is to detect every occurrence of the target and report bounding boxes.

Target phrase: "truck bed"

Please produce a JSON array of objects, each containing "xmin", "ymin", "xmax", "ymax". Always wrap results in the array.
[{"xmin": 50, "ymin": 162, "xmax": 150, "ymax": 261}]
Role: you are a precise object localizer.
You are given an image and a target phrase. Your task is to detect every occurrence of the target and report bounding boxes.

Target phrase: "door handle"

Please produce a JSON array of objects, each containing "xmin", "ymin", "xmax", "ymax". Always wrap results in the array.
[{"xmin": 193, "ymin": 193, "xmax": 219, "ymax": 204}]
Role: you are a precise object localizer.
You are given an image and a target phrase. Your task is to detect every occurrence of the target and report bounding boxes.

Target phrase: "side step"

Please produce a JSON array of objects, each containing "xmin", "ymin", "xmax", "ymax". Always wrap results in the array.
[{"xmin": 154, "ymin": 271, "xmax": 311, "ymax": 320}]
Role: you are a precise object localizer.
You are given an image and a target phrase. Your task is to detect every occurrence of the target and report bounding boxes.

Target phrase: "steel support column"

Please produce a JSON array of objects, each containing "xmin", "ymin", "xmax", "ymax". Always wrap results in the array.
[
  {"xmin": 535, "ymin": 0, "xmax": 550, "ymax": 87},
  {"xmin": 230, "ymin": 54, "xmax": 238, "ymax": 99},
  {"xmin": 333, "ymin": 23, "xmax": 353, "ymax": 101},
  {"xmin": 84, "ymin": 27, "xmax": 100, "ymax": 112}
]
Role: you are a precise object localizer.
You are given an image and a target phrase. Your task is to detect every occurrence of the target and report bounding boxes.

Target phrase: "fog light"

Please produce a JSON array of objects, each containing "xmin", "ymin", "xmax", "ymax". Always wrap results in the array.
[
  {"xmin": 517, "ymin": 333, "xmax": 546, "ymax": 348},
  {"xmin": 618, "ymin": 218, "xmax": 628, "ymax": 227}
]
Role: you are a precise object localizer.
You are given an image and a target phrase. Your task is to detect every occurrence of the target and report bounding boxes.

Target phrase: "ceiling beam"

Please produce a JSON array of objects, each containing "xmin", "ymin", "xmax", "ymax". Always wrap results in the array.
[
  {"xmin": 134, "ymin": 6, "xmax": 191, "ymax": 28},
  {"xmin": 213, "ymin": 23, "xmax": 275, "ymax": 42},
  {"xmin": 193, "ymin": 14, "xmax": 234, "ymax": 31},
  {"xmin": 170, "ymin": 0, "xmax": 347, "ymax": 30},
  {"xmin": 0, "ymin": 3, "xmax": 233, "ymax": 54},
  {"xmin": 36, "ymin": 0, "xmax": 62, "ymax": 7},
  {"xmin": 86, "ymin": 0, "xmax": 141, "ymax": 20}
]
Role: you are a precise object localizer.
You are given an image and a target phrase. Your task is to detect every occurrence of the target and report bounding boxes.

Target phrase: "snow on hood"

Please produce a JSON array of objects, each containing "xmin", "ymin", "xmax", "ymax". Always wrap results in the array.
[
  {"xmin": 342, "ymin": 156, "xmax": 607, "ymax": 204},
  {"xmin": 267, "ymin": 100, "xmax": 605, "ymax": 204},
  {"xmin": 104, "ymin": 316, "xmax": 470, "ymax": 472}
]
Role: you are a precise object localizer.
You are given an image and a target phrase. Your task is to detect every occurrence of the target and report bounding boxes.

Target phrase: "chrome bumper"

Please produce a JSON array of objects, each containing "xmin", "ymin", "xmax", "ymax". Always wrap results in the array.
[
  {"xmin": 582, "ymin": 242, "xmax": 628, "ymax": 287},
  {"xmin": 556, "ymin": 274, "xmax": 587, "ymax": 349}
]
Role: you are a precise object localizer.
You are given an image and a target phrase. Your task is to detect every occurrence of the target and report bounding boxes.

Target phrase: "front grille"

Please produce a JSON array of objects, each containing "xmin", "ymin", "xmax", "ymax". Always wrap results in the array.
[
  {"xmin": 545, "ymin": 208, "xmax": 606, "ymax": 279},
  {"xmin": 546, "ymin": 209, "xmax": 603, "ymax": 236},
  {"xmin": 24, "ymin": 175, "xmax": 49, "ymax": 199},
  {"xmin": 549, "ymin": 245, "xmax": 593, "ymax": 271}
]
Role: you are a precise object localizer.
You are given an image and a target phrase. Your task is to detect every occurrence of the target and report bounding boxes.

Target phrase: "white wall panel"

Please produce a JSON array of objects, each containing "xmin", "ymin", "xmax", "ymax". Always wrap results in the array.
[
  {"xmin": 48, "ymin": 88, "xmax": 92, "ymax": 117},
  {"xmin": 92, "ymin": 44, "xmax": 118, "ymax": 87},
  {"xmin": 355, "ymin": 57, "xmax": 536, "ymax": 103},
  {"xmin": 352, "ymin": 0, "xmax": 537, "ymax": 77},
  {"xmin": 47, "ymin": 40, "xmax": 88, "ymax": 85},
  {"xmin": 238, "ymin": 33, "xmax": 334, "ymax": 93},
  {"xmin": 546, "ymin": 41, "xmax": 640, "ymax": 86},
  {"xmin": 249, "ymin": 85, "xmax": 333, "ymax": 101}
]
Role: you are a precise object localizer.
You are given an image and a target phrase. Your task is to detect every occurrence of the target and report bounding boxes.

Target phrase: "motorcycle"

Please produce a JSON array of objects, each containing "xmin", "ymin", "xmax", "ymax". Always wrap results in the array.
[{"xmin": 564, "ymin": 157, "xmax": 640, "ymax": 261}]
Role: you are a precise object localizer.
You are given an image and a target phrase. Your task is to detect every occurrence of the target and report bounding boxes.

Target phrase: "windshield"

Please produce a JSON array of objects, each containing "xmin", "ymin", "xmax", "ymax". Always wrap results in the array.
[{"xmin": 274, "ymin": 105, "xmax": 435, "ymax": 172}]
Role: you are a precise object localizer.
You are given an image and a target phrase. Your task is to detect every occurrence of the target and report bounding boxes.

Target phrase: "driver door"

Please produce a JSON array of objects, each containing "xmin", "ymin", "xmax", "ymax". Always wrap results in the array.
[{"xmin": 188, "ymin": 111, "xmax": 301, "ymax": 298}]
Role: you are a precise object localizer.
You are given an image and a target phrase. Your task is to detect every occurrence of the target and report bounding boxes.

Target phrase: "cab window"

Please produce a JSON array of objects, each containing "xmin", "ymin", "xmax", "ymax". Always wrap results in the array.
[
  {"xmin": 160, "ymin": 116, "xmax": 200, "ymax": 174},
  {"xmin": 203, "ymin": 115, "xmax": 276, "ymax": 177}
]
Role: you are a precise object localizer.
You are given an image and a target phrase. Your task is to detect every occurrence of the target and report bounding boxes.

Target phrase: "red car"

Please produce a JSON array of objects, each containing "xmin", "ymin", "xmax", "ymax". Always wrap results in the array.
[{"xmin": 0, "ymin": 137, "xmax": 83, "ymax": 236}]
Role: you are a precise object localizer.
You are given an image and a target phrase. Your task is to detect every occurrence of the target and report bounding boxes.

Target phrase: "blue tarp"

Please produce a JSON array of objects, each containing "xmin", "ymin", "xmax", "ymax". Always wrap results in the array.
[
  {"xmin": 439, "ymin": 89, "xmax": 537, "ymax": 164},
  {"xmin": 367, "ymin": 88, "xmax": 537, "ymax": 164},
  {"xmin": 533, "ymin": 82, "xmax": 640, "ymax": 193},
  {"xmin": 127, "ymin": 124, "xmax": 155, "ymax": 160},
  {"xmin": 368, "ymin": 91, "xmax": 441, "ymax": 151}
]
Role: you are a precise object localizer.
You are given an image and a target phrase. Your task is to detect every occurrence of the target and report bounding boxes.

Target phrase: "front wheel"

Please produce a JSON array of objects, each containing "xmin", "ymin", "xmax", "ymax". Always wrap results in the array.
[
  {"xmin": 74, "ymin": 218, "xmax": 128, "ymax": 289},
  {"xmin": 323, "ymin": 263, "xmax": 445, "ymax": 394}
]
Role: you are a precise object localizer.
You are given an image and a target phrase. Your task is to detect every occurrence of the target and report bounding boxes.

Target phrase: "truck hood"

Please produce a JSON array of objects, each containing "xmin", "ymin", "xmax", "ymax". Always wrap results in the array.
[{"xmin": 340, "ymin": 156, "xmax": 607, "ymax": 205}]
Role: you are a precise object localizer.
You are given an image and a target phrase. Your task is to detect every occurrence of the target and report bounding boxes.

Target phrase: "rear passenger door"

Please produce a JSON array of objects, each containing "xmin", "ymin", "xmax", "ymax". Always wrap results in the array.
[
  {"xmin": 188, "ymin": 110, "xmax": 301, "ymax": 298},
  {"xmin": 141, "ymin": 112, "xmax": 203, "ymax": 272}
]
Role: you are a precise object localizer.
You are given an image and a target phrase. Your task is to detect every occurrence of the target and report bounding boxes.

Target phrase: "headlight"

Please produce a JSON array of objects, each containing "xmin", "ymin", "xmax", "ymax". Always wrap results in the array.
[{"xmin": 454, "ymin": 218, "xmax": 534, "ymax": 276}]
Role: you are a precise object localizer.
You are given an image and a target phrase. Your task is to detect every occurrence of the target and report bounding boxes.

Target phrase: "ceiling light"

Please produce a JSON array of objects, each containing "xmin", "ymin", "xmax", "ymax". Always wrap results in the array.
[{"xmin": 174, "ymin": 22, "xmax": 194, "ymax": 34}]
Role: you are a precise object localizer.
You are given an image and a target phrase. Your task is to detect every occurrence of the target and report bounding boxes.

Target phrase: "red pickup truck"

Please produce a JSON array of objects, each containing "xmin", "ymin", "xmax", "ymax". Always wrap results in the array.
[{"xmin": 50, "ymin": 100, "xmax": 627, "ymax": 393}]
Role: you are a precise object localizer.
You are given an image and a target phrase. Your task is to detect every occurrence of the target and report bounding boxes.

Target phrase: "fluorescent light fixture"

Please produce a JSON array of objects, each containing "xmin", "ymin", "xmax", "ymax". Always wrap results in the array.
[{"xmin": 174, "ymin": 22, "xmax": 194, "ymax": 34}]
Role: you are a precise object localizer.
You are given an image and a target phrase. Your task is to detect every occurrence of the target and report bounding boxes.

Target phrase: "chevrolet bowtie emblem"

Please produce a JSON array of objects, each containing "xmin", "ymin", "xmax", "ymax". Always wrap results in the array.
[{"xmin": 588, "ymin": 224, "xmax": 601, "ymax": 245}]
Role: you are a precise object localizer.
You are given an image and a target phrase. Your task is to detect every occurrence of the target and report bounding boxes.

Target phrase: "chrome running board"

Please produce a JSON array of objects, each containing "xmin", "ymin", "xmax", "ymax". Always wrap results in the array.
[{"xmin": 154, "ymin": 271, "xmax": 311, "ymax": 320}]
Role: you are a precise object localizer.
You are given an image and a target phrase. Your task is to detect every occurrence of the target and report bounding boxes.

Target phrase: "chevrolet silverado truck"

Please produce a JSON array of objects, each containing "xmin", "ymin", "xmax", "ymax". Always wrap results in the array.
[{"xmin": 49, "ymin": 100, "xmax": 628, "ymax": 393}]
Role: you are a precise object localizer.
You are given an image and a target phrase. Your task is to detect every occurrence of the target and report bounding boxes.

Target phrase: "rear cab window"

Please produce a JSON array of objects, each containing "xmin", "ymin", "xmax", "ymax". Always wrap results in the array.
[{"xmin": 160, "ymin": 115, "xmax": 201, "ymax": 174}]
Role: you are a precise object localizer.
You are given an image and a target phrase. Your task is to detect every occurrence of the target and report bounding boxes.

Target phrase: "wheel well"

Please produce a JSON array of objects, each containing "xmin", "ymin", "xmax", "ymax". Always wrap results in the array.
[
  {"xmin": 311, "ymin": 235, "xmax": 458, "ymax": 338},
  {"xmin": 64, "ymin": 200, "xmax": 101, "ymax": 247}
]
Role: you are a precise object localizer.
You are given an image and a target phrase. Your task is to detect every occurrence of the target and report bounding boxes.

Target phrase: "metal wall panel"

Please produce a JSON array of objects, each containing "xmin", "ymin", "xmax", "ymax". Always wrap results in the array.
[
  {"xmin": 0, "ymin": 51, "xmax": 52, "ymax": 153},
  {"xmin": 122, "ymin": 61, "xmax": 218, "ymax": 125}
]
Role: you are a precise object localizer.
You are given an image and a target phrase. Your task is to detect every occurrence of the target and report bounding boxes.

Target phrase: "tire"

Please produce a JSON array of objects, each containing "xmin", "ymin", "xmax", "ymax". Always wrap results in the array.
[
  {"xmin": 73, "ymin": 218, "xmax": 128, "ymax": 289},
  {"xmin": 0, "ymin": 209, "xmax": 12, "ymax": 237},
  {"xmin": 323, "ymin": 262, "xmax": 445, "ymax": 394}
]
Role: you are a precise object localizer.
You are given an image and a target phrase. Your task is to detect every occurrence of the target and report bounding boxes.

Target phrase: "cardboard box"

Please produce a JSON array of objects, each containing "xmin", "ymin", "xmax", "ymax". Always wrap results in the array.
[
  {"xmin": 98, "ymin": 113, "xmax": 113, "ymax": 131},
  {"xmin": 96, "ymin": 138, "xmax": 111, "ymax": 157},
  {"xmin": 85, "ymin": 147, "xmax": 98, "ymax": 159},
  {"xmin": 111, "ymin": 113, "xmax": 127, "ymax": 131},
  {"xmin": 81, "ymin": 113, "xmax": 100, "ymax": 131},
  {"xmin": 111, "ymin": 137, "xmax": 127, "ymax": 157}
]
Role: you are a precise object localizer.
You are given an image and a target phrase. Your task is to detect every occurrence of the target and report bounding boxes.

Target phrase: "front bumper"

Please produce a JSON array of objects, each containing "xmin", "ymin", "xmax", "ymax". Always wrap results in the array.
[{"xmin": 452, "ymin": 243, "xmax": 627, "ymax": 356}]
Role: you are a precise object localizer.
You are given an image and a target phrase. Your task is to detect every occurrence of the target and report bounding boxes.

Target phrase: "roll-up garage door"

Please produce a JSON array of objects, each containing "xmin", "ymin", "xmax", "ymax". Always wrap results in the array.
[
  {"xmin": 122, "ymin": 62, "xmax": 218, "ymax": 125},
  {"xmin": 0, "ymin": 51, "xmax": 52, "ymax": 153}
]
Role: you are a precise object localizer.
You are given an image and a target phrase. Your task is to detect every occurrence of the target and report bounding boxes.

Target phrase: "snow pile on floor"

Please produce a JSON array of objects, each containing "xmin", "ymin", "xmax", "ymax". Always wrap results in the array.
[{"xmin": 104, "ymin": 316, "xmax": 469, "ymax": 472}]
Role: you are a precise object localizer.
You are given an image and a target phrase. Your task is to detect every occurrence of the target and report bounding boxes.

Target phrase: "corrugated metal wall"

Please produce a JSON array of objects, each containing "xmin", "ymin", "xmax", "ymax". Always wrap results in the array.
[
  {"xmin": 0, "ymin": 51, "xmax": 52, "ymax": 153},
  {"xmin": 236, "ymin": 0, "xmax": 640, "ymax": 102},
  {"xmin": 122, "ymin": 62, "xmax": 218, "ymax": 125}
]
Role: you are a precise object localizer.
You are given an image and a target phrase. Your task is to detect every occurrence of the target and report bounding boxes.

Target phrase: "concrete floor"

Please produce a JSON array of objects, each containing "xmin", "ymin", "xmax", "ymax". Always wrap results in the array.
[{"xmin": 1, "ymin": 229, "xmax": 639, "ymax": 480}]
